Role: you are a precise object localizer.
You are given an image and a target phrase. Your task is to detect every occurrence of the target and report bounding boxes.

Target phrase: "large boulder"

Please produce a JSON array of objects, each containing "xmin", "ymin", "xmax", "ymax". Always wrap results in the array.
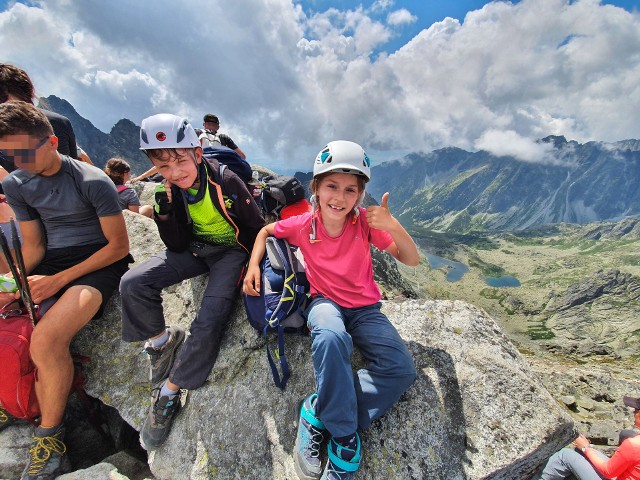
[{"xmin": 65, "ymin": 212, "xmax": 574, "ymax": 479}]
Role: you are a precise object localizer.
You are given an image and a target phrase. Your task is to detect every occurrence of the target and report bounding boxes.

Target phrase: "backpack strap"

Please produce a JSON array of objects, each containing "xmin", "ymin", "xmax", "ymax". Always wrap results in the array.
[
  {"xmin": 116, "ymin": 185, "xmax": 130, "ymax": 193},
  {"xmin": 262, "ymin": 237, "xmax": 309, "ymax": 390}
]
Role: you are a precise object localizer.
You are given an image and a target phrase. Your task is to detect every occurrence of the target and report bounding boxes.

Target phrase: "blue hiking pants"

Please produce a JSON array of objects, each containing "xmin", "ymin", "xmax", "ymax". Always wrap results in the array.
[
  {"xmin": 539, "ymin": 448, "xmax": 608, "ymax": 480},
  {"xmin": 305, "ymin": 297, "xmax": 417, "ymax": 437},
  {"xmin": 120, "ymin": 247, "xmax": 247, "ymax": 390}
]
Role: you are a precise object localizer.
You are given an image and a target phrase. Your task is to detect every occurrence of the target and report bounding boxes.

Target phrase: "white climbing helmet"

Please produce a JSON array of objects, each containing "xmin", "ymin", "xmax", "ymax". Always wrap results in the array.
[
  {"xmin": 313, "ymin": 140, "xmax": 371, "ymax": 181},
  {"xmin": 139, "ymin": 113, "xmax": 200, "ymax": 150}
]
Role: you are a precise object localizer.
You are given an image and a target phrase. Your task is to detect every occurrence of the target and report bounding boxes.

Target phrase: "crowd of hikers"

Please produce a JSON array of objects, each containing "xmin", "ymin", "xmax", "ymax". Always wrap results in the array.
[{"xmin": 0, "ymin": 62, "xmax": 638, "ymax": 480}]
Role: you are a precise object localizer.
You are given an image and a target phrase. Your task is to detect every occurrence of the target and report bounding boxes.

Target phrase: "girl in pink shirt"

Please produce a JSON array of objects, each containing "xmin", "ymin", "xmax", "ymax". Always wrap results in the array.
[{"xmin": 244, "ymin": 140, "xmax": 419, "ymax": 480}]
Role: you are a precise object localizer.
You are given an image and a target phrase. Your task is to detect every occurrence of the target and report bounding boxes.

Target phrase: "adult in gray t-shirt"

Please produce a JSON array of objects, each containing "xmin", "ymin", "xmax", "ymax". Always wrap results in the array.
[{"xmin": 2, "ymin": 156, "xmax": 122, "ymax": 249}]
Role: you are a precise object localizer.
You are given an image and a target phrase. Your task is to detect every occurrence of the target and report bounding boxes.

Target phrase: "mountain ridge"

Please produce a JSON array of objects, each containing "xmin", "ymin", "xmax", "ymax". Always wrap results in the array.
[{"xmin": 368, "ymin": 136, "xmax": 640, "ymax": 232}]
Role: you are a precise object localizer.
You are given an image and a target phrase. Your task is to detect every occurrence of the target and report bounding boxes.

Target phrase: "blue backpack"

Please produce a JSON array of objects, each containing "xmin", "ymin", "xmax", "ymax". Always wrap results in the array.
[
  {"xmin": 243, "ymin": 237, "xmax": 310, "ymax": 389},
  {"xmin": 202, "ymin": 146, "xmax": 253, "ymax": 184}
]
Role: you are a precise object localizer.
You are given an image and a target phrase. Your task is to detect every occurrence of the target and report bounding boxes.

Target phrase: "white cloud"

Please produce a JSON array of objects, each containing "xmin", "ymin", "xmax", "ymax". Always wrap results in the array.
[
  {"xmin": 474, "ymin": 129, "xmax": 555, "ymax": 163},
  {"xmin": 387, "ymin": 8, "xmax": 417, "ymax": 26},
  {"xmin": 1, "ymin": 0, "xmax": 639, "ymax": 170}
]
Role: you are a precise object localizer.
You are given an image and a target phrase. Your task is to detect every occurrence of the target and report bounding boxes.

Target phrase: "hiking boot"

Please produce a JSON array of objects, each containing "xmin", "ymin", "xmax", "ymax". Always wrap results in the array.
[
  {"xmin": 320, "ymin": 434, "xmax": 361, "ymax": 480},
  {"xmin": 140, "ymin": 387, "xmax": 182, "ymax": 450},
  {"xmin": 294, "ymin": 393, "xmax": 326, "ymax": 480},
  {"xmin": 21, "ymin": 425, "xmax": 71, "ymax": 480},
  {"xmin": 144, "ymin": 325, "xmax": 185, "ymax": 385},
  {"xmin": 0, "ymin": 407, "xmax": 16, "ymax": 432}
]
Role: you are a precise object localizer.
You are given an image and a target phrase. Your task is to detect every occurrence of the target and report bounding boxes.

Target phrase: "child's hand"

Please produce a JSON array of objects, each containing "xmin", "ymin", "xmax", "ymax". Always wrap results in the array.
[
  {"xmin": 366, "ymin": 192, "xmax": 395, "ymax": 231},
  {"xmin": 242, "ymin": 264, "xmax": 262, "ymax": 296}
]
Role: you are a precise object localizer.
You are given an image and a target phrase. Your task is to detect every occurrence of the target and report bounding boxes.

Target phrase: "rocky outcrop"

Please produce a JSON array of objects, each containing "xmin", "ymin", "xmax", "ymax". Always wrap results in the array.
[
  {"xmin": 74, "ymin": 213, "xmax": 574, "ymax": 479},
  {"xmin": 1, "ymin": 212, "xmax": 577, "ymax": 479},
  {"xmin": 542, "ymin": 270, "xmax": 640, "ymax": 356}
]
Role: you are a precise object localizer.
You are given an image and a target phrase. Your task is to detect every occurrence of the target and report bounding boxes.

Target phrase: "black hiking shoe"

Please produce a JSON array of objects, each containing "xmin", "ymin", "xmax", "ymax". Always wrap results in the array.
[
  {"xmin": 0, "ymin": 407, "xmax": 17, "ymax": 432},
  {"xmin": 143, "ymin": 325, "xmax": 185, "ymax": 385},
  {"xmin": 140, "ymin": 387, "xmax": 182, "ymax": 450},
  {"xmin": 21, "ymin": 425, "xmax": 71, "ymax": 480}
]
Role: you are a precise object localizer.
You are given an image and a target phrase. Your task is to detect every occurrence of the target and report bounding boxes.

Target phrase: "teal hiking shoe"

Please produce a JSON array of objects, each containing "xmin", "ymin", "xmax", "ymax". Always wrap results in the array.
[
  {"xmin": 294, "ymin": 393, "xmax": 326, "ymax": 480},
  {"xmin": 321, "ymin": 433, "xmax": 361, "ymax": 480},
  {"xmin": 21, "ymin": 425, "xmax": 71, "ymax": 480},
  {"xmin": 144, "ymin": 325, "xmax": 185, "ymax": 385},
  {"xmin": 140, "ymin": 387, "xmax": 182, "ymax": 450}
]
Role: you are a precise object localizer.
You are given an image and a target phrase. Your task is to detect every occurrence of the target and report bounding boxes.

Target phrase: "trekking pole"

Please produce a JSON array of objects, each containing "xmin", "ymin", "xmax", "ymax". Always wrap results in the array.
[{"xmin": 9, "ymin": 218, "xmax": 37, "ymax": 324}]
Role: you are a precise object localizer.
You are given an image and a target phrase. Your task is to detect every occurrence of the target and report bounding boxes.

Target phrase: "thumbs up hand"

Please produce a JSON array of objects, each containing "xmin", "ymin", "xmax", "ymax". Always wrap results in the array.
[{"xmin": 366, "ymin": 192, "xmax": 395, "ymax": 231}]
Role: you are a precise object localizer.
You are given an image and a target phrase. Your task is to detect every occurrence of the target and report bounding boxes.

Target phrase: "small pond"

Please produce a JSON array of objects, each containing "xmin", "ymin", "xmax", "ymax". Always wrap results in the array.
[
  {"xmin": 424, "ymin": 253, "xmax": 469, "ymax": 282},
  {"xmin": 424, "ymin": 252, "xmax": 520, "ymax": 287},
  {"xmin": 484, "ymin": 275, "xmax": 521, "ymax": 288}
]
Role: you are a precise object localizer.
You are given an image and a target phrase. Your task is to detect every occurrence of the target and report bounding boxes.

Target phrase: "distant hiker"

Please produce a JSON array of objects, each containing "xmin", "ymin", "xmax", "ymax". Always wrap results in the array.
[
  {"xmin": 104, "ymin": 157, "xmax": 153, "ymax": 218},
  {"xmin": 243, "ymin": 140, "xmax": 419, "ymax": 479},
  {"xmin": 119, "ymin": 114, "xmax": 263, "ymax": 449},
  {"xmin": 0, "ymin": 63, "xmax": 78, "ymax": 159},
  {"xmin": 0, "ymin": 101, "xmax": 131, "ymax": 479},
  {"xmin": 536, "ymin": 395, "xmax": 640, "ymax": 480},
  {"xmin": 199, "ymin": 113, "xmax": 247, "ymax": 159},
  {"xmin": 76, "ymin": 145, "xmax": 93, "ymax": 165}
]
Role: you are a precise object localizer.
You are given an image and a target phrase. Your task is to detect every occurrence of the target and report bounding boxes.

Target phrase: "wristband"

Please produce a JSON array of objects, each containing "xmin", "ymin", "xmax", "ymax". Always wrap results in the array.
[{"xmin": 581, "ymin": 444, "xmax": 590, "ymax": 453}]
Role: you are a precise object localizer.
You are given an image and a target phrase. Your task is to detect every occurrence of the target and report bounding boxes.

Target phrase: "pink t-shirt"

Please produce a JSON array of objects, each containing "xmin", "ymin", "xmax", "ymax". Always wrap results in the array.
[{"xmin": 273, "ymin": 208, "xmax": 393, "ymax": 309}]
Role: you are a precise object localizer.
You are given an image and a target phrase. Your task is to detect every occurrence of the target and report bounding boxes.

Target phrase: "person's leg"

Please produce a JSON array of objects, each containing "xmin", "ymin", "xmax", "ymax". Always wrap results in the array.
[
  {"xmin": 539, "ymin": 448, "xmax": 607, "ymax": 480},
  {"xmin": 345, "ymin": 303, "xmax": 417, "ymax": 431},
  {"xmin": 22, "ymin": 285, "xmax": 101, "ymax": 479},
  {"xmin": 141, "ymin": 247, "xmax": 246, "ymax": 450},
  {"xmin": 120, "ymin": 250, "xmax": 208, "ymax": 343},
  {"xmin": 168, "ymin": 247, "xmax": 247, "ymax": 389},
  {"xmin": 306, "ymin": 297, "xmax": 357, "ymax": 437},
  {"xmin": 30, "ymin": 285, "xmax": 102, "ymax": 427}
]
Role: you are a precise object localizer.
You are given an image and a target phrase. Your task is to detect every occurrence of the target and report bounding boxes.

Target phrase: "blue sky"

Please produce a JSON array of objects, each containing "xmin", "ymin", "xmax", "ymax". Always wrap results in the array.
[{"xmin": 1, "ymin": 0, "xmax": 640, "ymax": 170}]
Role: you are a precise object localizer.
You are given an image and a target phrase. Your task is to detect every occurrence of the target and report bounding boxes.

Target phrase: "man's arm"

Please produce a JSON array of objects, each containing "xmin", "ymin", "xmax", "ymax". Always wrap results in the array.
[
  {"xmin": 0, "ymin": 219, "xmax": 46, "ymax": 305},
  {"xmin": 234, "ymin": 147, "xmax": 247, "ymax": 160},
  {"xmin": 18, "ymin": 219, "xmax": 47, "ymax": 274},
  {"xmin": 26, "ymin": 213, "xmax": 129, "ymax": 304},
  {"xmin": 132, "ymin": 165, "xmax": 159, "ymax": 183}
]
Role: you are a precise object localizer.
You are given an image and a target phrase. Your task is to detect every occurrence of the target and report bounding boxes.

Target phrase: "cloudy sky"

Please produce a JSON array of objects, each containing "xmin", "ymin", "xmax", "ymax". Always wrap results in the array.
[{"xmin": 1, "ymin": 0, "xmax": 639, "ymax": 170}]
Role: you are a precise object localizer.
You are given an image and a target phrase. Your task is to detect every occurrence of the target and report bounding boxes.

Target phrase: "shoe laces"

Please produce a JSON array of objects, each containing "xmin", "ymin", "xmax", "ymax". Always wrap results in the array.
[
  {"xmin": 143, "ymin": 343, "xmax": 163, "ymax": 362},
  {"xmin": 151, "ymin": 389, "xmax": 180, "ymax": 424},
  {"xmin": 305, "ymin": 420, "xmax": 324, "ymax": 458},
  {"xmin": 26, "ymin": 434, "xmax": 66, "ymax": 475}
]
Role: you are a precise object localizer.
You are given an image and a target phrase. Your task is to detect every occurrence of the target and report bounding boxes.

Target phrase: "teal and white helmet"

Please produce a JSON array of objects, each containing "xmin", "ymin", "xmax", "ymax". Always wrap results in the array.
[
  {"xmin": 140, "ymin": 113, "xmax": 200, "ymax": 150},
  {"xmin": 313, "ymin": 140, "xmax": 371, "ymax": 181}
]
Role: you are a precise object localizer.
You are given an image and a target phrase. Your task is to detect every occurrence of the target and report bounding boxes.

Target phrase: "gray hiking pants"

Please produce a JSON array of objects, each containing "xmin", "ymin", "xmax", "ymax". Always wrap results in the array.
[
  {"xmin": 539, "ymin": 448, "xmax": 608, "ymax": 480},
  {"xmin": 120, "ymin": 247, "xmax": 247, "ymax": 390}
]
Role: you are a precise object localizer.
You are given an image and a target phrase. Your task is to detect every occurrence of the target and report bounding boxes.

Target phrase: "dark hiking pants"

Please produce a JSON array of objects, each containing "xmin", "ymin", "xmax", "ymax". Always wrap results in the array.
[{"xmin": 120, "ymin": 247, "xmax": 247, "ymax": 389}]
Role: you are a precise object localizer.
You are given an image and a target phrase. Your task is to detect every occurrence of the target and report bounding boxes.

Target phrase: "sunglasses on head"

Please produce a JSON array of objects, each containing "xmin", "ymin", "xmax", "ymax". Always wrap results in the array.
[{"xmin": 0, "ymin": 135, "xmax": 50, "ymax": 160}]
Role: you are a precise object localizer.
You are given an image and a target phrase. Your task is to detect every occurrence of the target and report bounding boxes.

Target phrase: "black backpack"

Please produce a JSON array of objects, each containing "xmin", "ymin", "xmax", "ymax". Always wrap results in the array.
[{"xmin": 258, "ymin": 174, "xmax": 307, "ymax": 218}]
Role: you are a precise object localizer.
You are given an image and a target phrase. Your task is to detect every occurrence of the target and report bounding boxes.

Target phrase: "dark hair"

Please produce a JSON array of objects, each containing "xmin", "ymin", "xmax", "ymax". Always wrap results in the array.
[
  {"xmin": 144, "ymin": 147, "xmax": 198, "ymax": 164},
  {"xmin": 104, "ymin": 157, "xmax": 131, "ymax": 185},
  {"xmin": 203, "ymin": 114, "xmax": 219, "ymax": 124},
  {"xmin": 0, "ymin": 101, "xmax": 53, "ymax": 138},
  {"xmin": 0, "ymin": 64, "xmax": 35, "ymax": 104}
]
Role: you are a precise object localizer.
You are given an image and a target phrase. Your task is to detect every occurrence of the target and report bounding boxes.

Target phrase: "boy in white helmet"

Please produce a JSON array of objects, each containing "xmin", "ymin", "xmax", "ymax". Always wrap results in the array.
[
  {"xmin": 120, "ymin": 114, "xmax": 263, "ymax": 449},
  {"xmin": 243, "ymin": 140, "xmax": 419, "ymax": 480}
]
